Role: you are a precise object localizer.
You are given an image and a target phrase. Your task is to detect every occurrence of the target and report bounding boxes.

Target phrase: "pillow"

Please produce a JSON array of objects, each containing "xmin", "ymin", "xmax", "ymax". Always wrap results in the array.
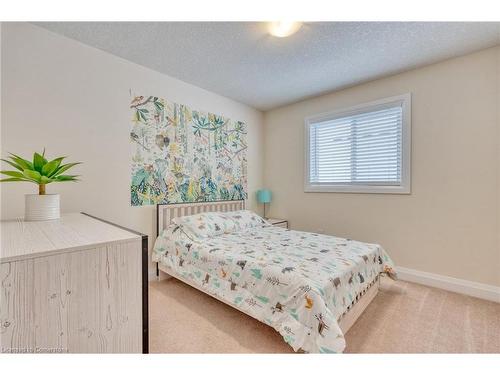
[
  {"xmin": 172, "ymin": 211, "xmax": 235, "ymax": 240},
  {"xmin": 224, "ymin": 210, "xmax": 270, "ymax": 231}
]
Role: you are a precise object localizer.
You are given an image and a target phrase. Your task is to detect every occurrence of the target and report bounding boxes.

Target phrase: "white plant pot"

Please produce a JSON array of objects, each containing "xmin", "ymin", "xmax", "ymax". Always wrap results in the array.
[{"xmin": 25, "ymin": 194, "xmax": 60, "ymax": 221}]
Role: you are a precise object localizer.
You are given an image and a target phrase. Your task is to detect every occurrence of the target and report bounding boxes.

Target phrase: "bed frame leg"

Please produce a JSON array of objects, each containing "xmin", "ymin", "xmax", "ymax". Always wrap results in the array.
[{"xmin": 158, "ymin": 268, "xmax": 173, "ymax": 281}]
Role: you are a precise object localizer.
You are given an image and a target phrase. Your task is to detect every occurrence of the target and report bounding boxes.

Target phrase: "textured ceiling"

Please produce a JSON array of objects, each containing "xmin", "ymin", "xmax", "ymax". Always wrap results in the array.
[{"xmin": 35, "ymin": 22, "xmax": 500, "ymax": 111}]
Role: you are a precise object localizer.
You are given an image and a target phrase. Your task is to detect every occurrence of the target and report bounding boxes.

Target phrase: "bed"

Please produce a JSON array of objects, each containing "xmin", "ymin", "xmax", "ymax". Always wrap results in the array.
[{"xmin": 152, "ymin": 200, "xmax": 396, "ymax": 353}]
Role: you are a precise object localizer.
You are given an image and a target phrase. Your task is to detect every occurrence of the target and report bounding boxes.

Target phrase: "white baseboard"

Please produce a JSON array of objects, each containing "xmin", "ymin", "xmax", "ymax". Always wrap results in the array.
[{"xmin": 397, "ymin": 266, "xmax": 500, "ymax": 303}]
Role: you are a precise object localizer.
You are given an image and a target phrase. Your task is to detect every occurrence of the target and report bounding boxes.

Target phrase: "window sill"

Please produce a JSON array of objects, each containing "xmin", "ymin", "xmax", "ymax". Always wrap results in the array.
[{"xmin": 304, "ymin": 184, "xmax": 411, "ymax": 194}]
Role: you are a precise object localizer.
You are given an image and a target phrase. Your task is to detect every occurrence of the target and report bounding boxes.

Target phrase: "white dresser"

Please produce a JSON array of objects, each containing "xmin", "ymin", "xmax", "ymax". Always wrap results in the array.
[{"xmin": 0, "ymin": 213, "xmax": 148, "ymax": 353}]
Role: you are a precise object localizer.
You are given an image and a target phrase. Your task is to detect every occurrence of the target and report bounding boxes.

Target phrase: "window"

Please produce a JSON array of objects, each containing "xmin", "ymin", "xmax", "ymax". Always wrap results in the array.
[{"xmin": 305, "ymin": 94, "xmax": 411, "ymax": 193}]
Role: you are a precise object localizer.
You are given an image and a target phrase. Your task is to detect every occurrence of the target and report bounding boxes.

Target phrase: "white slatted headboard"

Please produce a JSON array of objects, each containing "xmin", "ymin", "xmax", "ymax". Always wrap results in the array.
[{"xmin": 156, "ymin": 200, "xmax": 246, "ymax": 236}]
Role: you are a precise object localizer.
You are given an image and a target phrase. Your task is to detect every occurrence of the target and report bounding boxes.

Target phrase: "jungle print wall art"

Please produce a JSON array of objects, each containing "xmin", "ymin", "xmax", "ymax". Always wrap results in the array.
[{"xmin": 130, "ymin": 95, "xmax": 247, "ymax": 206}]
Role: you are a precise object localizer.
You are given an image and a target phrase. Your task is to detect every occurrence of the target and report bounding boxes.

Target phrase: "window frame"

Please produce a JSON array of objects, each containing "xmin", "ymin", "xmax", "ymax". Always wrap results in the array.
[{"xmin": 304, "ymin": 93, "xmax": 411, "ymax": 194}]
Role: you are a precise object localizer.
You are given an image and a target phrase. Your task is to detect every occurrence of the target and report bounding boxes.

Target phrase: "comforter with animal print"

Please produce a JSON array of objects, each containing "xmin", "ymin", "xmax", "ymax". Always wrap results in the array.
[{"xmin": 152, "ymin": 225, "xmax": 396, "ymax": 353}]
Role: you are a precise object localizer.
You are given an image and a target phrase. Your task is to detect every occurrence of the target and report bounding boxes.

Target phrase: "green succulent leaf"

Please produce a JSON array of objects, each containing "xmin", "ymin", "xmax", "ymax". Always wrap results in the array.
[
  {"xmin": 33, "ymin": 152, "xmax": 47, "ymax": 172},
  {"xmin": 9, "ymin": 153, "xmax": 33, "ymax": 170},
  {"xmin": 42, "ymin": 158, "xmax": 63, "ymax": 176},
  {"xmin": 0, "ymin": 177, "xmax": 31, "ymax": 182},
  {"xmin": 52, "ymin": 162, "xmax": 81, "ymax": 177},
  {"xmin": 23, "ymin": 169, "xmax": 42, "ymax": 183},
  {"xmin": 1, "ymin": 158, "xmax": 24, "ymax": 171},
  {"xmin": 54, "ymin": 174, "xmax": 79, "ymax": 182},
  {"xmin": 40, "ymin": 175, "xmax": 54, "ymax": 184},
  {"xmin": 1, "ymin": 170, "xmax": 25, "ymax": 178}
]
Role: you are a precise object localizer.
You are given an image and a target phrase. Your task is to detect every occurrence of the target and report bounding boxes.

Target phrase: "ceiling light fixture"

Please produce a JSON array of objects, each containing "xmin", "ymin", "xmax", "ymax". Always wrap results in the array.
[{"xmin": 268, "ymin": 21, "xmax": 303, "ymax": 38}]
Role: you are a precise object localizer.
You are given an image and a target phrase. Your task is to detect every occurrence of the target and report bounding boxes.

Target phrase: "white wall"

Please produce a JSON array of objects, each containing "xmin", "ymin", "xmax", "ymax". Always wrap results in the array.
[
  {"xmin": 0, "ymin": 23, "xmax": 264, "ymax": 275},
  {"xmin": 264, "ymin": 47, "xmax": 500, "ymax": 287}
]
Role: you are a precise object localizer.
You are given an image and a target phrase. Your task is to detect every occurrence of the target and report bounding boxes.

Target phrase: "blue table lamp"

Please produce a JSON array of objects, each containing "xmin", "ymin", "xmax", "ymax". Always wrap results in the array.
[{"xmin": 257, "ymin": 189, "xmax": 272, "ymax": 219}]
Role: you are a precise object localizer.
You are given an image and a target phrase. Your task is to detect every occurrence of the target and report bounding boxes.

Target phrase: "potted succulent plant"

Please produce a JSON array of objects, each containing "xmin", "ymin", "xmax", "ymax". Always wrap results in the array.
[{"xmin": 1, "ymin": 150, "xmax": 80, "ymax": 221}]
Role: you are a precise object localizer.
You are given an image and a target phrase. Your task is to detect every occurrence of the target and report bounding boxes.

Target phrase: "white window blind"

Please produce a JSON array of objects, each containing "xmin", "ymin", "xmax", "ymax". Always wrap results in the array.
[{"xmin": 305, "ymin": 94, "xmax": 410, "ymax": 193}]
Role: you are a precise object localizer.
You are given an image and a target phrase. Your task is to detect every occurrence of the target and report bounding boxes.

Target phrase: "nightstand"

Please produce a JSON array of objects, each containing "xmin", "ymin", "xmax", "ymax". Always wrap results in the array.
[{"xmin": 266, "ymin": 218, "xmax": 289, "ymax": 229}]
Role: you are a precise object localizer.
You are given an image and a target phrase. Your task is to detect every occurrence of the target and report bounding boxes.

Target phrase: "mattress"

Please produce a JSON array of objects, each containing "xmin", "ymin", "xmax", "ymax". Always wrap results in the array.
[{"xmin": 152, "ymin": 224, "xmax": 396, "ymax": 353}]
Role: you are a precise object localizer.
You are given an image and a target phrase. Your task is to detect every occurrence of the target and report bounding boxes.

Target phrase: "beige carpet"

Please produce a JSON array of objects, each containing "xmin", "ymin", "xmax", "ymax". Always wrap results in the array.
[{"xmin": 149, "ymin": 277, "xmax": 500, "ymax": 353}]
